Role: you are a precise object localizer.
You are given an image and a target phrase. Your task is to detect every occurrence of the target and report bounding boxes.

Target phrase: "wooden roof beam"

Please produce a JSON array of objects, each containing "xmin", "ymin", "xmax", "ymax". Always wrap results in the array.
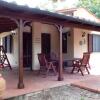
[{"xmin": 63, "ymin": 22, "xmax": 100, "ymax": 31}]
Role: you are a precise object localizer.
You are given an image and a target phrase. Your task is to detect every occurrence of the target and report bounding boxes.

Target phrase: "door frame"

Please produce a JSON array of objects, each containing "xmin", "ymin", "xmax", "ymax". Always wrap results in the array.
[{"xmin": 23, "ymin": 24, "xmax": 32, "ymax": 70}]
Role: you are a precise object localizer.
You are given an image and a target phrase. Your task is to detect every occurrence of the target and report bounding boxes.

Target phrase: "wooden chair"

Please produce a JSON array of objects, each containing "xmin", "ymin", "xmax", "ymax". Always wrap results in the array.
[
  {"xmin": 71, "ymin": 52, "xmax": 90, "ymax": 76},
  {"xmin": 37, "ymin": 53, "xmax": 57, "ymax": 76}
]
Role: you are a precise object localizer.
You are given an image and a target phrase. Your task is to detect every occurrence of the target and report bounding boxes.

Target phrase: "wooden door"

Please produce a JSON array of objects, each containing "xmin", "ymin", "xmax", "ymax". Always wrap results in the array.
[
  {"xmin": 41, "ymin": 33, "xmax": 51, "ymax": 55},
  {"xmin": 23, "ymin": 32, "xmax": 32, "ymax": 69}
]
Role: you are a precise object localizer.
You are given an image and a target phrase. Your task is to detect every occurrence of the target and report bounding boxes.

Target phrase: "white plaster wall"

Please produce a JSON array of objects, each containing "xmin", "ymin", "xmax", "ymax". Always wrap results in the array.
[
  {"xmin": 32, "ymin": 22, "xmax": 59, "ymax": 70},
  {"xmin": 73, "ymin": 28, "xmax": 88, "ymax": 58},
  {"xmin": 89, "ymin": 52, "xmax": 100, "ymax": 75},
  {"xmin": 32, "ymin": 22, "xmax": 42, "ymax": 70}
]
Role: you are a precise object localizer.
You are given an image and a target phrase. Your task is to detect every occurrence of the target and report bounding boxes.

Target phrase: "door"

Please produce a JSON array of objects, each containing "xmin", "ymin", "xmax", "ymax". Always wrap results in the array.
[
  {"xmin": 23, "ymin": 32, "xmax": 32, "ymax": 69},
  {"xmin": 41, "ymin": 33, "xmax": 51, "ymax": 55}
]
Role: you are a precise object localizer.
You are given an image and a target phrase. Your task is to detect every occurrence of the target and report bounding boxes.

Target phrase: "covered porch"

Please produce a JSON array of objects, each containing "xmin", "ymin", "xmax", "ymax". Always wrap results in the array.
[
  {"xmin": 0, "ymin": 1, "xmax": 100, "ymax": 99},
  {"xmin": 1, "ymin": 67, "xmax": 100, "ymax": 99}
]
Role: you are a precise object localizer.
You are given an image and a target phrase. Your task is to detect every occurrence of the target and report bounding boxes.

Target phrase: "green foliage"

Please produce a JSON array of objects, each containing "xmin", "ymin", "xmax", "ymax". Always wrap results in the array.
[
  {"xmin": 52, "ymin": 0, "xmax": 58, "ymax": 2},
  {"xmin": 80, "ymin": 96, "xmax": 85, "ymax": 100},
  {"xmin": 77, "ymin": 0, "xmax": 100, "ymax": 18}
]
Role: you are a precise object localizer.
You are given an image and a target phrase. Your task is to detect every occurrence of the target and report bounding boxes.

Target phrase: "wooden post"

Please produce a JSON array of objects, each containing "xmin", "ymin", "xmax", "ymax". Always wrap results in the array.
[
  {"xmin": 58, "ymin": 25, "xmax": 63, "ymax": 81},
  {"xmin": 17, "ymin": 19, "xmax": 24, "ymax": 89}
]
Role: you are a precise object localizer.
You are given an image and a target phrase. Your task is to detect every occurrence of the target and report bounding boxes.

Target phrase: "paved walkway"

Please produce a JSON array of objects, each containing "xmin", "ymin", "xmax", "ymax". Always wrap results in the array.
[{"xmin": 71, "ymin": 76, "xmax": 100, "ymax": 93}]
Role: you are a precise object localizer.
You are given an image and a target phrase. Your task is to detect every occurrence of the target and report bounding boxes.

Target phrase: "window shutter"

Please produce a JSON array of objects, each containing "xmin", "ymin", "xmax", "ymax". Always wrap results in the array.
[
  {"xmin": 3, "ymin": 35, "xmax": 13, "ymax": 53},
  {"xmin": 62, "ymin": 32, "xmax": 67, "ymax": 53},
  {"xmin": 3, "ymin": 37, "xmax": 7, "ymax": 53},
  {"xmin": 10, "ymin": 35, "xmax": 13, "ymax": 53},
  {"xmin": 7, "ymin": 35, "xmax": 10, "ymax": 53}
]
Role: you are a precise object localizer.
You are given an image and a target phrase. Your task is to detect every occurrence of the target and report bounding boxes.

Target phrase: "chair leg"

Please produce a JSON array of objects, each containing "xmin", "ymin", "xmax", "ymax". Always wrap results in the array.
[
  {"xmin": 88, "ymin": 64, "xmax": 91, "ymax": 69},
  {"xmin": 85, "ymin": 67, "xmax": 90, "ymax": 74},
  {"xmin": 71, "ymin": 66, "xmax": 75, "ymax": 73},
  {"xmin": 46, "ymin": 65, "xmax": 51, "ymax": 76},
  {"xmin": 51, "ymin": 65, "xmax": 57, "ymax": 75},
  {"xmin": 77, "ymin": 69, "xmax": 80, "ymax": 73},
  {"xmin": 79, "ymin": 69, "xmax": 84, "ymax": 76},
  {"xmin": 78, "ymin": 66, "xmax": 84, "ymax": 76}
]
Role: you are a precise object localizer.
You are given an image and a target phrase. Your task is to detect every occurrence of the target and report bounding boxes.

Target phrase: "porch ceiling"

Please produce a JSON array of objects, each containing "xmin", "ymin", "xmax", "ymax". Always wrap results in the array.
[
  {"xmin": 0, "ymin": 17, "xmax": 17, "ymax": 33},
  {"xmin": 0, "ymin": 0, "xmax": 100, "ymax": 33}
]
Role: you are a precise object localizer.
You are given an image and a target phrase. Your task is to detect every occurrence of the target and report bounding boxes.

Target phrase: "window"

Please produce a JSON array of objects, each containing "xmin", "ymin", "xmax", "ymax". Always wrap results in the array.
[
  {"xmin": 93, "ymin": 34, "xmax": 100, "ymax": 52},
  {"xmin": 3, "ymin": 35, "xmax": 13, "ymax": 53},
  {"xmin": 62, "ymin": 32, "xmax": 67, "ymax": 53}
]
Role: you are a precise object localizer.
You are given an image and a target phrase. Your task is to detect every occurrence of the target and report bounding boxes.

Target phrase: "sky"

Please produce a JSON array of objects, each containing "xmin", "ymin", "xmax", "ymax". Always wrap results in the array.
[{"xmin": 3, "ymin": 0, "xmax": 79, "ymax": 10}]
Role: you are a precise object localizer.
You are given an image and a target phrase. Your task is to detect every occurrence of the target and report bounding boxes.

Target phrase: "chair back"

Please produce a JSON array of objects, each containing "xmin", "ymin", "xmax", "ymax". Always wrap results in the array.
[
  {"xmin": 50, "ymin": 52, "xmax": 57, "ymax": 60},
  {"xmin": 81, "ymin": 52, "xmax": 90, "ymax": 65},
  {"xmin": 38, "ymin": 53, "xmax": 47, "ymax": 66}
]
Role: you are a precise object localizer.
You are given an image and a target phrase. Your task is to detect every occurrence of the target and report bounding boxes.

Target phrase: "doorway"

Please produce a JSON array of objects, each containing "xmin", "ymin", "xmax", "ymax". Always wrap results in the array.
[
  {"xmin": 41, "ymin": 33, "xmax": 51, "ymax": 56},
  {"xmin": 23, "ymin": 32, "xmax": 32, "ymax": 69}
]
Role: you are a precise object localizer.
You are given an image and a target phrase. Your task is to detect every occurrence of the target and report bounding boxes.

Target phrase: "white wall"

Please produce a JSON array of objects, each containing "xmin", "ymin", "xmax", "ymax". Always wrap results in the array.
[
  {"xmin": 32, "ymin": 22, "xmax": 42, "ymax": 70},
  {"xmin": 73, "ymin": 28, "xmax": 88, "ymax": 58}
]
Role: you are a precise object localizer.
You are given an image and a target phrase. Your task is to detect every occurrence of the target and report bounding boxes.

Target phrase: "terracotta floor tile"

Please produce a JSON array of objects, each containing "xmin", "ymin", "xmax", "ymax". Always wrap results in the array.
[{"xmin": 0, "ymin": 67, "xmax": 100, "ymax": 99}]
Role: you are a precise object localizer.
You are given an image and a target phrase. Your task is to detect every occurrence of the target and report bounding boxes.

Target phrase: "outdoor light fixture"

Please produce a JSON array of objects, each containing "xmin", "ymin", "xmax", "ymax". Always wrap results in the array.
[
  {"xmin": 82, "ymin": 31, "xmax": 86, "ymax": 37},
  {"xmin": 11, "ymin": 30, "xmax": 16, "ymax": 35},
  {"xmin": 79, "ymin": 31, "xmax": 87, "ymax": 45}
]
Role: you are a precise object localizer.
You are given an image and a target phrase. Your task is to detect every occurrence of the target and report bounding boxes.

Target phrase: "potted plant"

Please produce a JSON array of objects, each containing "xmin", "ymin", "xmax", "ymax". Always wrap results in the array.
[{"xmin": 0, "ymin": 74, "xmax": 6, "ymax": 99}]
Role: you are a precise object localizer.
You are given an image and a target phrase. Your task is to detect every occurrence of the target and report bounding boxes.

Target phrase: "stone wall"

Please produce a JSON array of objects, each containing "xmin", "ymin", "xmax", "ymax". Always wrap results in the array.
[{"xmin": 6, "ymin": 85, "xmax": 100, "ymax": 100}]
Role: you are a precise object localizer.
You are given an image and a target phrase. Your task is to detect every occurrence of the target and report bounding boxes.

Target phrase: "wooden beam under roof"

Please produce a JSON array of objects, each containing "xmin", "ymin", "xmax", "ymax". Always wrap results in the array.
[{"xmin": 0, "ymin": 0, "xmax": 100, "ymax": 32}]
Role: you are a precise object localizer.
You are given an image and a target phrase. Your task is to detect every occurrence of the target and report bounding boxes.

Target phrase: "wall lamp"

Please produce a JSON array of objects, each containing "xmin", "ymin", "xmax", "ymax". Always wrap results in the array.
[
  {"xmin": 82, "ymin": 31, "xmax": 86, "ymax": 37},
  {"xmin": 11, "ymin": 30, "xmax": 16, "ymax": 36}
]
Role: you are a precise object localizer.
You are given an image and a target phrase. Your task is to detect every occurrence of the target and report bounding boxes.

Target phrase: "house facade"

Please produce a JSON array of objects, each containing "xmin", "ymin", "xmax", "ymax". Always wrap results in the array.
[
  {"xmin": 58, "ymin": 8, "xmax": 100, "ymax": 68},
  {"xmin": 0, "ymin": 22, "xmax": 60, "ymax": 70},
  {"xmin": 1, "ymin": 7, "xmax": 100, "ymax": 70},
  {"xmin": 0, "ymin": 0, "xmax": 100, "ymax": 89},
  {"xmin": 58, "ymin": 7, "xmax": 100, "ymax": 56}
]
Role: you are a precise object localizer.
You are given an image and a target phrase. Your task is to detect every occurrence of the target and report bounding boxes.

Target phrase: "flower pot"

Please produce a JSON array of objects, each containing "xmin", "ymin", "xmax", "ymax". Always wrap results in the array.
[{"xmin": 0, "ymin": 74, "xmax": 6, "ymax": 99}]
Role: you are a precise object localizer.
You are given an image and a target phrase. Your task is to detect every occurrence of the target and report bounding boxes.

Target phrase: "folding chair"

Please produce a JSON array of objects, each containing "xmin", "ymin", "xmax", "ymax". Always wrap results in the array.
[
  {"xmin": 37, "ymin": 53, "xmax": 57, "ymax": 76},
  {"xmin": 71, "ymin": 52, "xmax": 90, "ymax": 76}
]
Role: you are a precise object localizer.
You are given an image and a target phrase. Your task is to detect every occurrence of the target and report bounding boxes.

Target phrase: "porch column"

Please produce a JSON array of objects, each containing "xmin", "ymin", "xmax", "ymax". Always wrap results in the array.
[
  {"xmin": 58, "ymin": 25, "xmax": 64, "ymax": 81},
  {"xmin": 17, "ymin": 19, "xmax": 24, "ymax": 89}
]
